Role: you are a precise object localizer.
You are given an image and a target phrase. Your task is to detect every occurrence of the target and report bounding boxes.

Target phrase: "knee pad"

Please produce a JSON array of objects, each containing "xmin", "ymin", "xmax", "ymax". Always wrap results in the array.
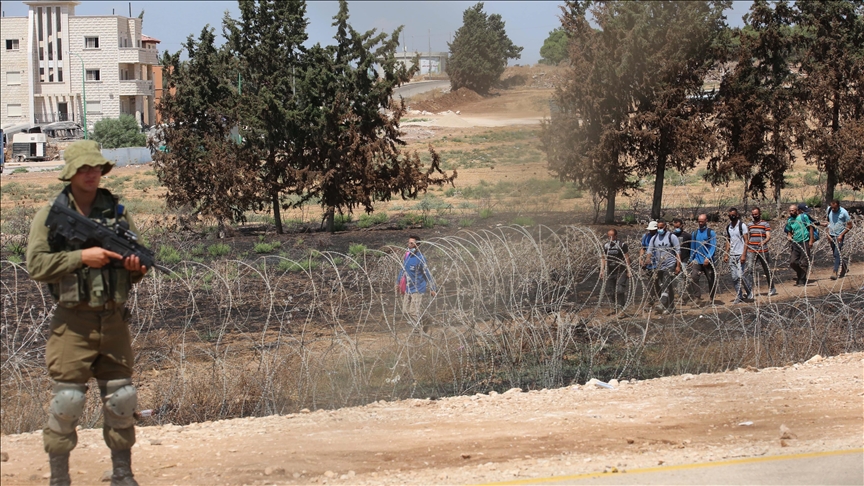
[
  {"xmin": 48, "ymin": 382, "xmax": 88, "ymax": 435},
  {"xmin": 99, "ymin": 379, "xmax": 137, "ymax": 429}
]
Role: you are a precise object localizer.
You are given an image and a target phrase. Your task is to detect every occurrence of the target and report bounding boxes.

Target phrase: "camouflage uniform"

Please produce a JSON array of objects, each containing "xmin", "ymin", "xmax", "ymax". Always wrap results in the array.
[{"xmin": 26, "ymin": 140, "xmax": 143, "ymax": 486}]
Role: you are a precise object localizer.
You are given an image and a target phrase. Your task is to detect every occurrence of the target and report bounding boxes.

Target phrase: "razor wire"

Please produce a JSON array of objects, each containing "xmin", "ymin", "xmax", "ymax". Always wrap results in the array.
[{"xmin": 2, "ymin": 224, "xmax": 863, "ymax": 433}]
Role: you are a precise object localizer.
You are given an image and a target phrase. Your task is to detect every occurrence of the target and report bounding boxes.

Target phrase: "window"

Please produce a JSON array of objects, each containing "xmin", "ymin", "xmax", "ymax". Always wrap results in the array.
[
  {"xmin": 39, "ymin": 46, "xmax": 44, "ymax": 61},
  {"xmin": 57, "ymin": 38, "xmax": 62, "ymax": 60},
  {"xmin": 85, "ymin": 36, "xmax": 99, "ymax": 49},
  {"xmin": 8, "ymin": 104, "xmax": 23, "ymax": 117},
  {"xmin": 86, "ymin": 69, "xmax": 101, "ymax": 81},
  {"xmin": 57, "ymin": 67, "xmax": 63, "ymax": 82},
  {"xmin": 37, "ymin": 8, "xmax": 44, "ymax": 41},
  {"xmin": 86, "ymin": 100, "xmax": 101, "ymax": 114},
  {"xmin": 56, "ymin": 7, "xmax": 62, "ymax": 32},
  {"xmin": 48, "ymin": 42, "xmax": 53, "ymax": 60},
  {"xmin": 6, "ymin": 39, "xmax": 19, "ymax": 50},
  {"xmin": 40, "ymin": 67, "xmax": 44, "ymax": 83},
  {"xmin": 6, "ymin": 72, "xmax": 21, "ymax": 85},
  {"xmin": 48, "ymin": 68, "xmax": 54, "ymax": 82}
]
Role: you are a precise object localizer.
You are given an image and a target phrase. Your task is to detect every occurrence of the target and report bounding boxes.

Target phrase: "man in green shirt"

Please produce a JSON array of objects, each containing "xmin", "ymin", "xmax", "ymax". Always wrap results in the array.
[
  {"xmin": 26, "ymin": 140, "xmax": 146, "ymax": 486},
  {"xmin": 783, "ymin": 203, "xmax": 815, "ymax": 286}
]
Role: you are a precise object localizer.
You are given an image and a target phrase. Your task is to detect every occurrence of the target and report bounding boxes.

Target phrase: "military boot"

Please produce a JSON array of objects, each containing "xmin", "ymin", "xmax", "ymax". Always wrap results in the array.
[
  {"xmin": 110, "ymin": 449, "xmax": 139, "ymax": 486},
  {"xmin": 48, "ymin": 452, "xmax": 71, "ymax": 486}
]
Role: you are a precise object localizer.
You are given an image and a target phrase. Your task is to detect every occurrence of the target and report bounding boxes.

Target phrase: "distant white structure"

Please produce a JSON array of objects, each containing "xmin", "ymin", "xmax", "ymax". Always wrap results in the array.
[
  {"xmin": 393, "ymin": 51, "xmax": 448, "ymax": 76},
  {"xmin": 1, "ymin": 1, "xmax": 159, "ymax": 129}
]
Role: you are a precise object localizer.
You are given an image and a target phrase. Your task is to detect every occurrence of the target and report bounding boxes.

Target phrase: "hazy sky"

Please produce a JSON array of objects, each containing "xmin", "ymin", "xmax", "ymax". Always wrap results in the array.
[{"xmin": 1, "ymin": 1, "xmax": 753, "ymax": 65}]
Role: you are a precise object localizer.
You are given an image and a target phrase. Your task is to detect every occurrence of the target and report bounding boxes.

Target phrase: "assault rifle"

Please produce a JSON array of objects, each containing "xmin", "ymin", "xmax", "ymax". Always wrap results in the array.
[{"xmin": 45, "ymin": 199, "xmax": 169, "ymax": 274}]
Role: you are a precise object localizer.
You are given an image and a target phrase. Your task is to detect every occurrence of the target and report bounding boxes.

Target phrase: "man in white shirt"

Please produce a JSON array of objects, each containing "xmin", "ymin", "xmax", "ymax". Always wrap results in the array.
[{"xmin": 724, "ymin": 207, "xmax": 750, "ymax": 304}]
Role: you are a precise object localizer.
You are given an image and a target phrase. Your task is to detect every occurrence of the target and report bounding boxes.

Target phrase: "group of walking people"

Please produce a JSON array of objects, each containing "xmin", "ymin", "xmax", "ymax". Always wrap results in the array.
[{"xmin": 601, "ymin": 201, "xmax": 854, "ymax": 313}]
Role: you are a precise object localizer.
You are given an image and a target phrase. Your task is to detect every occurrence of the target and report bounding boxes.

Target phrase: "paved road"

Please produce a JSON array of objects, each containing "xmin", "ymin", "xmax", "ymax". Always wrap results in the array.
[
  {"xmin": 393, "ymin": 79, "xmax": 451, "ymax": 99},
  {"xmin": 483, "ymin": 449, "xmax": 864, "ymax": 486}
]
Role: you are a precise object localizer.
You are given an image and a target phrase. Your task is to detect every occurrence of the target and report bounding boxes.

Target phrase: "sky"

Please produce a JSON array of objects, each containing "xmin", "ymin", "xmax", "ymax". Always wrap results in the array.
[{"xmin": 1, "ymin": 1, "xmax": 753, "ymax": 65}]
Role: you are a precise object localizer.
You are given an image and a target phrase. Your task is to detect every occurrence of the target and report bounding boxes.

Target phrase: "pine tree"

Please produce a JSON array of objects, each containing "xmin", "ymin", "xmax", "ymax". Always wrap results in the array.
[
  {"xmin": 223, "ymin": 0, "xmax": 309, "ymax": 234},
  {"xmin": 152, "ymin": 27, "xmax": 260, "ymax": 228},
  {"xmin": 617, "ymin": 1, "xmax": 730, "ymax": 220},
  {"xmin": 539, "ymin": 28, "xmax": 569, "ymax": 66},
  {"xmin": 707, "ymin": 0, "xmax": 800, "ymax": 212},
  {"xmin": 448, "ymin": 2, "xmax": 522, "ymax": 95},
  {"xmin": 541, "ymin": 1, "xmax": 639, "ymax": 224},
  {"xmin": 794, "ymin": 0, "xmax": 864, "ymax": 202},
  {"xmin": 293, "ymin": 1, "xmax": 455, "ymax": 232}
]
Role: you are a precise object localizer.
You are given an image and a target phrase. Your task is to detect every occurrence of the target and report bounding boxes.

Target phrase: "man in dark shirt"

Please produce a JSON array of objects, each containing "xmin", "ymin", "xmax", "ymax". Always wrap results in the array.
[{"xmin": 600, "ymin": 229, "xmax": 632, "ymax": 314}]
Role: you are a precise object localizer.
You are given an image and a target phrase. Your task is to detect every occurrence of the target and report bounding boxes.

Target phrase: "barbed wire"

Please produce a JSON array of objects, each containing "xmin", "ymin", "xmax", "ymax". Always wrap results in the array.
[{"xmin": 2, "ymin": 224, "xmax": 862, "ymax": 434}]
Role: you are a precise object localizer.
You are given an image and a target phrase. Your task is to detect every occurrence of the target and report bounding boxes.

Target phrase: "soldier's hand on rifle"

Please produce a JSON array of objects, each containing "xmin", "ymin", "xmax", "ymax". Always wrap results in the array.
[
  {"xmin": 123, "ymin": 254, "xmax": 147, "ymax": 274},
  {"xmin": 82, "ymin": 248, "xmax": 123, "ymax": 269}
]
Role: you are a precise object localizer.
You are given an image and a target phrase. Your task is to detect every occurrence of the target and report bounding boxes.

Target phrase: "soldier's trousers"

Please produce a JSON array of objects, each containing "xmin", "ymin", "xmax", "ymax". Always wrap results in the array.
[{"xmin": 43, "ymin": 304, "xmax": 136, "ymax": 454}]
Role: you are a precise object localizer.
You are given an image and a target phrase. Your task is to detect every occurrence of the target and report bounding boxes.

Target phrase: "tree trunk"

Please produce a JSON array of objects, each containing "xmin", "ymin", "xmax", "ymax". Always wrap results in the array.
[
  {"xmin": 742, "ymin": 174, "xmax": 750, "ymax": 212},
  {"xmin": 272, "ymin": 191, "xmax": 283, "ymax": 234},
  {"xmin": 651, "ymin": 157, "xmax": 666, "ymax": 220},
  {"xmin": 774, "ymin": 184, "xmax": 781, "ymax": 218},
  {"xmin": 325, "ymin": 207, "xmax": 335, "ymax": 233},
  {"xmin": 604, "ymin": 190, "xmax": 616, "ymax": 224},
  {"xmin": 826, "ymin": 96, "xmax": 840, "ymax": 204}
]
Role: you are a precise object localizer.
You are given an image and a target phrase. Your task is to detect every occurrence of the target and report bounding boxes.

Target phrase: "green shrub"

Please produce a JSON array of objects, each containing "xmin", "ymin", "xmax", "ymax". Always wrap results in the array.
[
  {"xmin": 512, "ymin": 216, "xmax": 535, "ymax": 226},
  {"xmin": 623, "ymin": 214, "xmax": 637, "ymax": 224},
  {"xmin": 802, "ymin": 171, "xmax": 822, "ymax": 187},
  {"xmin": 479, "ymin": 208, "xmax": 493, "ymax": 219},
  {"xmin": 444, "ymin": 187, "xmax": 457, "ymax": 197},
  {"xmin": 207, "ymin": 243, "xmax": 232, "ymax": 257},
  {"xmin": 91, "ymin": 114, "xmax": 147, "ymax": 148},
  {"xmin": 458, "ymin": 218, "xmax": 475, "ymax": 228},
  {"xmin": 190, "ymin": 244, "xmax": 206, "ymax": 257},
  {"xmin": 560, "ymin": 186, "xmax": 583, "ymax": 199},
  {"xmin": 253, "ymin": 241, "xmax": 280, "ymax": 253},
  {"xmin": 12, "ymin": 167, "xmax": 28, "ymax": 174},
  {"xmin": 805, "ymin": 195, "xmax": 822, "ymax": 208},
  {"xmin": 157, "ymin": 245, "xmax": 182, "ymax": 264},
  {"xmin": 357, "ymin": 212, "xmax": 388, "ymax": 228},
  {"xmin": 348, "ymin": 243, "xmax": 367, "ymax": 258}
]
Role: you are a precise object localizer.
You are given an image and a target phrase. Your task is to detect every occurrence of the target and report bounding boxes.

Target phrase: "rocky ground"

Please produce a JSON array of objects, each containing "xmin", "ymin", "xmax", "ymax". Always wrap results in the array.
[{"xmin": 1, "ymin": 352, "xmax": 862, "ymax": 485}]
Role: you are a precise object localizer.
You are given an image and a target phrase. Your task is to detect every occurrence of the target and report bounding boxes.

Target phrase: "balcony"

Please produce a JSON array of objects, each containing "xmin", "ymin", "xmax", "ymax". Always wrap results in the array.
[
  {"xmin": 118, "ymin": 47, "xmax": 159, "ymax": 66},
  {"xmin": 119, "ymin": 79, "xmax": 154, "ymax": 96}
]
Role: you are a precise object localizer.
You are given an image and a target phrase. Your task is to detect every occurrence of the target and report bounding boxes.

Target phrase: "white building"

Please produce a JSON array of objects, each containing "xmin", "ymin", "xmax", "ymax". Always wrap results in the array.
[{"xmin": 1, "ymin": 0, "xmax": 158, "ymax": 130}]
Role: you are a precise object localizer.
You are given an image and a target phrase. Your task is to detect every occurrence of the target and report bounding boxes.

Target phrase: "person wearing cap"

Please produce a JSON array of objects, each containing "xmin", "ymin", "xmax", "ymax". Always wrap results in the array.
[
  {"xmin": 784, "ymin": 203, "xmax": 816, "ymax": 286},
  {"xmin": 25, "ymin": 140, "xmax": 146, "ymax": 486},
  {"xmin": 639, "ymin": 221, "xmax": 660, "ymax": 304}
]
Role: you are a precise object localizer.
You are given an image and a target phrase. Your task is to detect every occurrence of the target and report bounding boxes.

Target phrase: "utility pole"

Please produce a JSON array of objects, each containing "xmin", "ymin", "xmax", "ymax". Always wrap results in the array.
[
  {"xmin": 428, "ymin": 29, "xmax": 431, "ymax": 55},
  {"xmin": 71, "ymin": 52, "xmax": 87, "ymax": 139}
]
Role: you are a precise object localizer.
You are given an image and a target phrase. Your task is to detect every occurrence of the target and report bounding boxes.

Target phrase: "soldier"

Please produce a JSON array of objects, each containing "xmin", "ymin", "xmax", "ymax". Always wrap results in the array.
[{"xmin": 26, "ymin": 140, "xmax": 146, "ymax": 486}]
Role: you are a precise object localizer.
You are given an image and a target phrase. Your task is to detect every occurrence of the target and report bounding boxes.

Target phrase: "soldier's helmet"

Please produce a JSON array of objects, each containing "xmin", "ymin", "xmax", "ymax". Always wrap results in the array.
[{"xmin": 59, "ymin": 140, "xmax": 115, "ymax": 181}]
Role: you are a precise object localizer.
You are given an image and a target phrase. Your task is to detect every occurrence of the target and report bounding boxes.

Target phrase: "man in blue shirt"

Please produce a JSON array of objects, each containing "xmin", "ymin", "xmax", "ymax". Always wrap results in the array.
[
  {"xmin": 396, "ymin": 236, "xmax": 436, "ymax": 334},
  {"xmin": 688, "ymin": 214, "xmax": 717, "ymax": 305},
  {"xmin": 823, "ymin": 199, "xmax": 852, "ymax": 280}
]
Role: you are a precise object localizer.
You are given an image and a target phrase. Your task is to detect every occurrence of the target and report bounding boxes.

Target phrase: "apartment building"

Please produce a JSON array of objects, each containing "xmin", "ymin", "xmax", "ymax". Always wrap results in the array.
[{"xmin": 1, "ymin": 0, "xmax": 159, "ymax": 130}]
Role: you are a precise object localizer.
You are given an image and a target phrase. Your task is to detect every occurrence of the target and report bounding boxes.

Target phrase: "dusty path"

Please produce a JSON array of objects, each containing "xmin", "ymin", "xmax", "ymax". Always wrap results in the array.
[{"xmin": 1, "ymin": 352, "xmax": 861, "ymax": 485}]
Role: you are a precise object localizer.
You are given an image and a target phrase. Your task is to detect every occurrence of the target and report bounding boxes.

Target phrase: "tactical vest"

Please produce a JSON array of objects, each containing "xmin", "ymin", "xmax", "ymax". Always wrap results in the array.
[{"xmin": 47, "ymin": 187, "xmax": 132, "ymax": 308}]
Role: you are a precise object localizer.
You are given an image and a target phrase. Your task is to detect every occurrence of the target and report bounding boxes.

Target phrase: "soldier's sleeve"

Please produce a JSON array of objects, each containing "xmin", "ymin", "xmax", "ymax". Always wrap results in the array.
[
  {"xmin": 124, "ymin": 210, "xmax": 146, "ymax": 284},
  {"xmin": 25, "ymin": 205, "xmax": 83, "ymax": 282}
]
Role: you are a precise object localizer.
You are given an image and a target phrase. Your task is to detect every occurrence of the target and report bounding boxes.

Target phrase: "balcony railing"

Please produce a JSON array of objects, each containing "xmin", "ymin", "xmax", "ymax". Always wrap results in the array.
[
  {"xmin": 118, "ymin": 47, "xmax": 158, "ymax": 65},
  {"xmin": 119, "ymin": 79, "xmax": 154, "ymax": 96}
]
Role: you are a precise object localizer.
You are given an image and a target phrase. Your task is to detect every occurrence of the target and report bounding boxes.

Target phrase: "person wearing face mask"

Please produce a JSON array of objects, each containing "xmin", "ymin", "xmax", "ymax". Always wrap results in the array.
[
  {"xmin": 784, "ymin": 204, "xmax": 816, "ymax": 286},
  {"xmin": 395, "ymin": 236, "xmax": 436, "ymax": 335},
  {"xmin": 639, "ymin": 221, "xmax": 660, "ymax": 304},
  {"xmin": 671, "ymin": 218, "xmax": 692, "ymax": 304},
  {"xmin": 600, "ymin": 228, "xmax": 632, "ymax": 314},
  {"xmin": 744, "ymin": 207, "xmax": 777, "ymax": 297},
  {"xmin": 646, "ymin": 219, "xmax": 681, "ymax": 314},
  {"xmin": 688, "ymin": 214, "xmax": 717, "ymax": 305},
  {"xmin": 724, "ymin": 208, "xmax": 751, "ymax": 304}
]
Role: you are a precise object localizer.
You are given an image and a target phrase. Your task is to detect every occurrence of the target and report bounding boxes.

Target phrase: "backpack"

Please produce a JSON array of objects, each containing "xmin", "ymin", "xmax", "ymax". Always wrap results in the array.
[
  {"xmin": 788, "ymin": 214, "xmax": 820, "ymax": 241},
  {"xmin": 693, "ymin": 227, "xmax": 718, "ymax": 263},
  {"xmin": 398, "ymin": 251, "xmax": 410, "ymax": 294},
  {"xmin": 726, "ymin": 220, "xmax": 745, "ymax": 241}
]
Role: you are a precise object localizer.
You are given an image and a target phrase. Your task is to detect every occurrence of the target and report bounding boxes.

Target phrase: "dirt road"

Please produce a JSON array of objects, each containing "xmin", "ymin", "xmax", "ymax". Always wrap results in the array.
[{"xmin": 1, "ymin": 352, "xmax": 861, "ymax": 485}]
